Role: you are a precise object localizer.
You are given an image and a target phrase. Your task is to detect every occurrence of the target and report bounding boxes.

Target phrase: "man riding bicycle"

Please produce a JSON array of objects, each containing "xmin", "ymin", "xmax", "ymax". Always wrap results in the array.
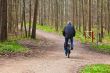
[{"xmin": 63, "ymin": 21, "xmax": 76, "ymax": 56}]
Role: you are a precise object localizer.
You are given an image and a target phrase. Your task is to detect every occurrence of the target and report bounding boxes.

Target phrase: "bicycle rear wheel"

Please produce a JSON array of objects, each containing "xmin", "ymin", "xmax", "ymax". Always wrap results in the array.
[{"xmin": 67, "ymin": 50, "xmax": 70, "ymax": 58}]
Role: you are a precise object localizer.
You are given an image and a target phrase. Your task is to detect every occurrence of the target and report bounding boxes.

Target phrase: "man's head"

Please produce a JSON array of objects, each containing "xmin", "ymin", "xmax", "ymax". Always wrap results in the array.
[{"xmin": 67, "ymin": 21, "xmax": 72, "ymax": 25}]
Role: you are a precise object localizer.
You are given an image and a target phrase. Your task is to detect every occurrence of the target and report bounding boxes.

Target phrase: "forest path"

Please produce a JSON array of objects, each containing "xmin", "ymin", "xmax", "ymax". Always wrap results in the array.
[{"xmin": 0, "ymin": 30, "xmax": 110, "ymax": 73}]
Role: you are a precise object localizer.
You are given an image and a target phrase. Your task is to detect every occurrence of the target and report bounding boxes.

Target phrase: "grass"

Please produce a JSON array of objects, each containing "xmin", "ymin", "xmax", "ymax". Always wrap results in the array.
[
  {"xmin": 103, "ymin": 34, "xmax": 110, "ymax": 44},
  {"xmin": 36, "ymin": 24, "xmax": 63, "ymax": 35},
  {"xmin": 80, "ymin": 64, "xmax": 110, "ymax": 73},
  {"xmin": 0, "ymin": 40, "xmax": 28, "ymax": 54},
  {"xmin": 37, "ymin": 24, "xmax": 56, "ymax": 33},
  {"xmin": 90, "ymin": 43, "xmax": 110, "ymax": 53},
  {"xmin": 75, "ymin": 31, "xmax": 85, "ymax": 43}
]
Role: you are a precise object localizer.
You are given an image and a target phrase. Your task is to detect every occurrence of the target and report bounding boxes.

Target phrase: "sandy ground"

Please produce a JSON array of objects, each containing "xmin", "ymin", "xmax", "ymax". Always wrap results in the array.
[{"xmin": 0, "ymin": 30, "xmax": 110, "ymax": 73}]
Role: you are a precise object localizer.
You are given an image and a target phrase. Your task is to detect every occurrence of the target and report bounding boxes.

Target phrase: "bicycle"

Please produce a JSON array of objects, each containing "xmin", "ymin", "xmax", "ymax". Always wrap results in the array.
[{"xmin": 64, "ymin": 40, "xmax": 71, "ymax": 58}]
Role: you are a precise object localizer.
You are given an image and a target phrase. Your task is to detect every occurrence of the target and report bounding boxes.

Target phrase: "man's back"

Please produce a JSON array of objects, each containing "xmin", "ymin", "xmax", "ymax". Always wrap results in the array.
[{"xmin": 64, "ymin": 23, "xmax": 75, "ymax": 38}]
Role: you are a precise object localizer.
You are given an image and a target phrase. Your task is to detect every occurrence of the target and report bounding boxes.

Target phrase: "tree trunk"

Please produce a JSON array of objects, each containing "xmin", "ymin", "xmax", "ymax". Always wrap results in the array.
[
  {"xmin": 23, "ymin": 0, "xmax": 27, "ymax": 37},
  {"xmin": 82, "ymin": 0, "xmax": 85, "ymax": 34},
  {"xmin": 108, "ymin": 0, "xmax": 110, "ymax": 34},
  {"xmin": 89, "ymin": 0, "xmax": 92, "ymax": 35},
  {"xmin": 0, "ymin": 0, "xmax": 7, "ymax": 41},
  {"xmin": 55, "ymin": 0, "xmax": 58, "ymax": 31},
  {"xmin": 101, "ymin": 0, "xmax": 104, "ymax": 38},
  {"xmin": 31, "ymin": 0, "xmax": 38, "ymax": 39},
  {"xmin": 28, "ymin": 0, "xmax": 32, "ymax": 37}
]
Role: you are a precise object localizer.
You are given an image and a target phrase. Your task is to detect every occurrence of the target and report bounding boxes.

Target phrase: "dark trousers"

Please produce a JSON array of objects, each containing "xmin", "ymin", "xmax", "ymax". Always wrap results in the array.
[{"xmin": 65, "ymin": 37, "xmax": 74, "ymax": 49}]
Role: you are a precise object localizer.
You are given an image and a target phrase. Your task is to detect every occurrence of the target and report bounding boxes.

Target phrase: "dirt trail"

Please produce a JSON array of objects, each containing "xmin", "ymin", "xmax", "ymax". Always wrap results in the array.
[{"xmin": 0, "ymin": 30, "xmax": 110, "ymax": 73}]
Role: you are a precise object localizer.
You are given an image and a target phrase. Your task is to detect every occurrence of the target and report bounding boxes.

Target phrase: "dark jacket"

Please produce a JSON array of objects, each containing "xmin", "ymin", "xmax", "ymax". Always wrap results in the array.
[{"xmin": 63, "ymin": 23, "xmax": 76, "ymax": 38}]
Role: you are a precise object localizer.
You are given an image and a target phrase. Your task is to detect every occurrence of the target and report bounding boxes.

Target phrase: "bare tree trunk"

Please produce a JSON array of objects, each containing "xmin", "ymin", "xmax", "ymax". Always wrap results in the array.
[
  {"xmin": 82, "ymin": 0, "xmax": 85, "ymax": 34},
  {"xmin": 8, "ymin": 0, "xmax": 13, "ymax": 33},
  {"xmin": 15, "ymin": 0, "xmax": 19, "ymax": 36},
  {"xmin": 108, "ymin": 0, "xmax": 110, "ymax": 34},
  {"xmin": 23, "ymin": 0, "xmax": 27, "ymax": 37},
  {"xmin": 20, "ymin": 0, "xmax": 23, "ymax": 33},
  {"xmin": 0, "ymin": 0, "xmax": 2, "ymax": 40},
  {"xmin": 55, "ymin": 0, "xmax": 58, "ymax": 31},
  {"xmin": 101, "ymin": 0, "xmax": 104, "ymax": 38},
  {"xmin": 97, "ymin": 0, "xmax": 100, "ymax": 42},
  {"xmin": 31, "ymin": 0, "xmax": 38, "ymax": 39},
  {"xmin": 75, "ymin": 0, "xmax": 78, "ymax": 29},
  {"xmin": 78, "ymin": 0, "xmax": 81, "ymax": 31},
  {"xmin": 89, "ymin": 0, "xmax": 92, "ymax": 35},
  {"xmin": 28, "ymin": 0, "xmax": 32, "ymax": 37},
  {"xmin": 0, "ymin": 0, "xmax": 7, "ymax": 41}
]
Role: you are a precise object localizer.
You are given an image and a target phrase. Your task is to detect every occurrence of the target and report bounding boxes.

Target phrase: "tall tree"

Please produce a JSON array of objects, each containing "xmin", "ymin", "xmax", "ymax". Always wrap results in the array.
[
  {"xmin": 8, "ymin": 0, "xmax": 13, "ymax": 33},
  {"xmin": 101, "ymin": 0, "xmax": 104, "ymax": 38},
  {"xmin": 28, "ymin": 0, "xmax": 32, "ymax": 37},
  {"xmin": 108, "ymin": 0, "xmax": 110, "ymax": 34},
  {"xmin": 89, "ymin": 0, "xmax": 92, "ymax": 35},
  {"xmin": 23, "ymin": 0, "xmax": 27, "ymax": 37},
  {"xmin": 75, "ymin": 0, "xmax": 78, "ymax": 29},
  {"xmin": 31, "ymin": 0, "xmax": 38, "ymax": 39},
  {"xmin": 55, "ymin": 0, "xmax": 58, "ymax": 31},
  {"xmin": 0, "ymin": 0, "xmax": 7, "ymax": 41},
  {"xmin": 82, "ymin": 0, "xmax": 85, "ymax": 34},
  {"xmin": 97, "ymin": 0, "xmax": 100, "ymax": 42},
  {"xmin": 0, "ymin": 0, "xmax": 2, "ymax": 40}
]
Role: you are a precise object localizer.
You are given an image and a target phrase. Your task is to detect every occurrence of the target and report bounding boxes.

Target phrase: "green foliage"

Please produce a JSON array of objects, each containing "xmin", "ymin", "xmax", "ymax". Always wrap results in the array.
[
  {"xmin": 0, "ymin": 40, "xmax": 28, "ymax": 54},
  {"xmin": 37, "ymin": 24, "xmax": 62, "ymax": 35},
  {"xmin": 75, "ymin": 31, "xmax": 85, "ymax": 43},
  {"xmin": 80, "ymin": 64, "xmax": 110, "ymax": 73},
  {"xmin": 90, "ymin": 44, "xmax": 110, "ymax": 53},
  {"xmin": 103, "ymin": 34, "xmax": 110, "ymax": 44},
  {"xmin": 37, "ymin": 25, "xmax": 56, "ymax": 32}
]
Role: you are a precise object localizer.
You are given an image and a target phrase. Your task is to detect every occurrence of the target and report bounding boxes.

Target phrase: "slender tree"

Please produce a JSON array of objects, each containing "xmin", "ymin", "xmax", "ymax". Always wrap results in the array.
[
  {"xmin": 108, "ymin": 0, "xmax": 110, "ymax": 34},
  {"xmin": 31, "ymin": 0, "xmax": 38, "ymax": 39},
  {"xmin": 0, "ymin": 0, "xmax": 7, "ymax": 41},
  {"xmin": 89, "ymin": 0, "xmax": 92, "ymax": 35},
  {"xmin": 28, "ymin": 0, "xmax": 32, "ymax": 37},
  {"xmin": 55, "ymin": 0, "xmax": 58, "ymax": 31},
  {"xmin": 101, "ymin": 0, "xmax": 104, "ymax": 38}
]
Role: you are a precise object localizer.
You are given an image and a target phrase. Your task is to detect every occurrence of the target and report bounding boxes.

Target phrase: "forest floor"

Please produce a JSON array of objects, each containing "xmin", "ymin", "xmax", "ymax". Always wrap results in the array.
[{"xmin": 0, "ymin": 30, "xmax": 110, "ymax": 73}]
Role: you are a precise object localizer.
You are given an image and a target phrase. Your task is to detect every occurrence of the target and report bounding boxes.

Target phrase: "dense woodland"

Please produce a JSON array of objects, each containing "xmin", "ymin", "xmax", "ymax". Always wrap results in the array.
[
  {"xmin": 0, "ymin": 1, "xmax": 110, "ymax": 72},
  {"xmin": 0, "ymin": 0, "xmax": 110, "ymax": 43}
]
